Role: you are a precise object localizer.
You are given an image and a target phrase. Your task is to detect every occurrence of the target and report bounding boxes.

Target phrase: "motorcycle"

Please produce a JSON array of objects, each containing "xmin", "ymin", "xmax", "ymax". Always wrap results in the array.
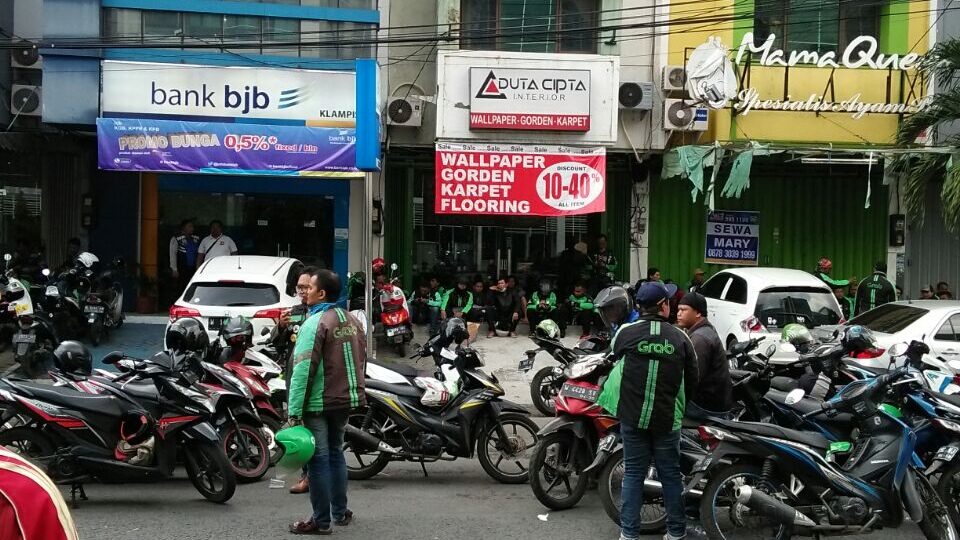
[
  {"xmin": 81, "ymin": 256, "xmax": 125, "ymax": 346},
  {"xmin": 1, "ymin": 255, "xmax": 59, "ymax": 378},
  {"xmin": 693, "ymin": 343, "xmax": 956, "ymax": 540},
  {"xmin": 519, "ymin": 332, "xmax": 610, "ymax": 416},
  {"xmin": 376, "ymin": 264, "xmax": 413, "ymax": 356},
  {"xmin": 0, "ymin": 351, "xmax": 237, "ymax": 504},
  {"xmin": 342, "ymin": 324, "xmax": 540, "ymax": 484}
]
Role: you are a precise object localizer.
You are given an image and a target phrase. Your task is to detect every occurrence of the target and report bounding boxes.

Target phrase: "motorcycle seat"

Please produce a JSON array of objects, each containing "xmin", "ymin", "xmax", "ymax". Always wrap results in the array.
[
  {"xmin": 93, "ymin": 377, "xmax": 160, "ymax": 403},
  {"xmin": 365, "ymin": 378, "xmax": 424, "ymax": 399},
  {"xmin": 771, "ymin": 377, "xmax": 798, "ymax": 392},
  {"xmin": 844, "ymin": 361, "xmax": 886, "ymax": 377},
  {"xmin": 730, "ymin": 370, "xmax": 753, "ymax": 382},
  {"xmin": 9, "ymin": 380, "xmax": 128, "ymax": 417},
  {"xmin": 711, "ymin": 417, "xmax": 831, "ymax": 449},
  {"xmin": 931, "ymin": 391, "xmax": 960, "ymax": 410},
  {"xmin": 367, "ymin": 358, "xmax": 427, "ymax": 379}
]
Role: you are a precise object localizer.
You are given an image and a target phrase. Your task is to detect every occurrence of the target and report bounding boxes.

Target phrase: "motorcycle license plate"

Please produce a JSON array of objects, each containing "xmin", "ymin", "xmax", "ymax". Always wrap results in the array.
[
  {"xmin": 936, "ymin": 446, "xmax": 959, "ymax": 462},
  {"xmin": 597, "ymin": 433, "xmax": 617, "ymax": 453},
  {"xmin": 386, "ymin": 327, "xmax": 401, "ymax": 337},
  {"xmin": 517, "ymin": 358, "xmax": 535, "ymax": 372},
  {"xmin": 84, "ymin": 305, "xmax": 105, "ymax": 314},
  {"xmin": 45, "ymin": 285, "xmax": 59, "ymax": 297},
  {"xmin": 693, "ymin": 456, "xmax": 713, "ymax": 473},
  {"xmin": 559, "ymin": 382, "xmax": 600, "ymax": 403},
  {"xmin": 207, "ymin": 317, "xmax": 226, "ymax": 331},
  {"xmin": 12, "ymin": 333, "xmax": 35, "ymax": 344}
]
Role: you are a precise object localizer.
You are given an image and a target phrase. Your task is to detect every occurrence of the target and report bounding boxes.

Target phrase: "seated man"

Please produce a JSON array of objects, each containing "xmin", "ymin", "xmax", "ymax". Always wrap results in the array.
[
  {"xmin": 566, "ymin": 283, "xmax": 600, "ymax": 339},
  {"xmin": 526, "ymin": 279, "xmax": 559, "ymax": 336}
]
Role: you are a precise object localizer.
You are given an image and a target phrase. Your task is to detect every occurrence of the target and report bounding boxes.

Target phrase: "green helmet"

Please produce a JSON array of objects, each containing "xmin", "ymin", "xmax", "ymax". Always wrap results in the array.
[
  {"xmin": 276, "ymin": 425, "xmax": 315, "ymax": 469},
  {"xmin": 535, "ymin": 319, "xmax": 561, "ymax": 340},
  {"xmin": 781, "ymin": 323, "xmax": 814, "ymax": 349}
]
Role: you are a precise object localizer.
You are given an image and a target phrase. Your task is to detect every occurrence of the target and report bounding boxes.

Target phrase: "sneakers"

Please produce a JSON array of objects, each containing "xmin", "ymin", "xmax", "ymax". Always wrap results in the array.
[
  {"xmin": 335, "ymin": 509, "xmax": 353, "ymax": 526},
  {"xmin": 619, "ymin": 535, "xmax": 639, "ymax": 540},
  {"xmin": 664, "ymin": 532, "xmax": 686, "ymax": 540}
]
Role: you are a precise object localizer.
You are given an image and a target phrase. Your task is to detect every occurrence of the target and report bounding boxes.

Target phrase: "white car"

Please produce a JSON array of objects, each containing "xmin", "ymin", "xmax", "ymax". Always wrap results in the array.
[
  {"xmin": 699, "ymin": 267, "xmax": 845, "ymax": 351},
  {"xmin": 168, "ymin": 256, "xmax": 304, "ymax": 342},
  {"xmin": 815, "ymin": 300, "xmax": 960, "ymax": 369}
]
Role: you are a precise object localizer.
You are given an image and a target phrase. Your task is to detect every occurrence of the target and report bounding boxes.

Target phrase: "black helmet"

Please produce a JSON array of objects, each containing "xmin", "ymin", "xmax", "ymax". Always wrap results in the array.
[
  {"xmin": 595, "ymin": 286, "xmax": 631, "ymax": 330},
  {"xmin": 220, "ymin": 316, "xmax": 253, "ymax": 350},
  {"xmin": 166, "ymin": 317, "xmax": 210, "ymax": 356},
  {"xmin": 440, "ymin": 318, "xmax": 468, "ymax": 346},
  {"xmin": 53, "ymin": 340, "xmax": 93, "ymax": 376},
  {"xmin": 841, "ymin": 325, "xmax": 877, "ymax": 354}
]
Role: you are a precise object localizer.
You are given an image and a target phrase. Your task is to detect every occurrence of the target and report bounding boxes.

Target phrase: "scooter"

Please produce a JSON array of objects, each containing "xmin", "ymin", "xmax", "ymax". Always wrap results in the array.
[
  {"xmin": 377, "ymin": 264, "xmax": 413, "ymax": 356},
  {"xmin": 81, "ymin": 256, "xmax": 125, "ymax": 346},
  {"xmin": 2, "ymin": 255, "xmax": 58, "ymax": 378},
  {"xmin": 519, "ymin": 332, "xmax": 610, "ymax": 416}
]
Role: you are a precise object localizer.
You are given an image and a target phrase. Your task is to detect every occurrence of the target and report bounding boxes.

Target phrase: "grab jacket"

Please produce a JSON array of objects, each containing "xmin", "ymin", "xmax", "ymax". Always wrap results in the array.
[
  {"xmin": 288, "ymin": 307, "xmax": 367, "ymax": 416},
  {"xmin": 597, "ymin": 315, "xmax": 699, "ymax": 433},
  {"xmin": 441, "ymin": 288, "xmax": 473, "ymax": 315},
  {"xmin": 568, "ymin": 294, "xmax": 594, "ymax": 311},
  {"xmin": 854, "ymin": 271, "xmax": 897, "ymax": 315},
  {"xmin": 527, "ymin": 291, "xmax": 557, "ymax": 312}
]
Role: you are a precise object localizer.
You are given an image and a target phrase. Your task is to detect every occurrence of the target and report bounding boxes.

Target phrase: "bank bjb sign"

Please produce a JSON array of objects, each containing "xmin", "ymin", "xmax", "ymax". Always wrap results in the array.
[
  {"xmin": 469, "ymin": 67, "xmax": 591, "ymax": 132},
  {"xmin": 705, "ymin": 211, "xmax": 759, "ymax": 266},
  {"xmin": 100, "ymin": 61, "xmax": 356, "ymax": 125}
]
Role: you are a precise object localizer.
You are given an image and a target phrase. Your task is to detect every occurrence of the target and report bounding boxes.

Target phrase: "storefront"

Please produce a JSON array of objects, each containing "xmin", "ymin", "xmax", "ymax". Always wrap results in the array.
[{"xmin": 383, "ymin": 50, "xmax": 636, "ymax": 292}]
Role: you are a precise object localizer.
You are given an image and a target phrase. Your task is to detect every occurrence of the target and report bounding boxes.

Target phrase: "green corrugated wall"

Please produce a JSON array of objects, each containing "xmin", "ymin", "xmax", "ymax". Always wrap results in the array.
[
  {"xmin": 600, "ymin": 158, "xmax": 635, "ymax": 282},
  {"xmin": 383, "ymin": 162, "xmax": 415, "ymax": 291},
  {"xmin": 648, "ymin": 162, "xmax": 889, "ymax": 285}
]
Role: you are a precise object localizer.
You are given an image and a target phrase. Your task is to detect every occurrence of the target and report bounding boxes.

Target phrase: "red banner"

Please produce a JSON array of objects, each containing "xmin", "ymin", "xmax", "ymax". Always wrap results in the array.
[{"xmin": 435, "ymin": 143, "xmax": 606, "ymax": 216}]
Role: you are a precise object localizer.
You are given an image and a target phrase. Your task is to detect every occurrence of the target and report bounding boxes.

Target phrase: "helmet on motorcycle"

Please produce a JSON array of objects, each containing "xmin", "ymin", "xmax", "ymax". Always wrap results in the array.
[
  {"xmin": 119, "ymin": 412, "xmax": 155, "ymax": 445},
  {"xmin": 220, "ymin": 316, "xmax": 253, "ymax": 350},
  {"xmin": 840, "ymin": 325, "xmax": 877, "ymax": 354},
  {"xmin": 535, "ymin": 319, "xmax": 561, "ymax": 340},
  {"xmin": 539, "ymin": 279, "xmax": 552, "ymax": 295},
  {"xmin": 595, "ymin": 286, "xmax": 631, "ymax": 330},
  {"xmin": 53, "ymin": 340, "xmax": 93, "ymax": 376},
  {"xmin": 275, "ymin": 425, "xmax": 316, "ymax": 470},
  {"xmin": 440, "ymin": 317, "xmax": 469, "ymax": 346},
  {"xmin": 372, "ymin": 257, "xmax": 386, "ymax": 275},
  {"xmin": 781, "ymin": 323, "xmax": 815, "ymax": 352},
  {"xmin": 75, "ymin": 252, "xmax": 99, "ymax": 269},
  {"xmin": 165, "ymin": 317, "xmax": 210, "ymax": 357}
]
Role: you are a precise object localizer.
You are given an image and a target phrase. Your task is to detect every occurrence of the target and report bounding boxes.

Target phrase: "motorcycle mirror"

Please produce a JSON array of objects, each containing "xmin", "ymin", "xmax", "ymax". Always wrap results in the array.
[
  {"xmin": 102, "ymin": 351, "xmax": 124, "ymax": 365},
  {"xmin": 2, "ymin": 254, "xmax": 10, "ymax": 262},
  {"xmin": 41, "ymin": 268, "xmax": 51, "ymax": 277},
  {"xmin": 887, "ymin": 342, "xmax": 909, "ymax": 358},
  {"xmin": 764, "ymin": 343, "xmax": 777, "ymax": 358},
  {"xmin": 261, "ymin": 327, "xmax": 271, "ymax": 336},
  {"xmin": 390, "ymin": 263, "xmax": 398, "ymax": 271},
  {"xmin": 784, "ymin": 388, "xmax": 806, "ymax": 405}
]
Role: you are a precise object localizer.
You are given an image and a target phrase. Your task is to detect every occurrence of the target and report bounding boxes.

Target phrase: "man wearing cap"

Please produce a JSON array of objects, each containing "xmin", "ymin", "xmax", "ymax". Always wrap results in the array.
[
  {"xmin": 813, "ymin": 258, "xmax": 849, "ymax": 289},
  {"xmin": 854, "ymin": 261, "xmax": 897, "ymax": 316},
  {"xmin": 676, "ymin": 292, "xmax": 731, "ymax": 421},
  {"xmin": 684, "ymin": 269, "xmax": 705, "ymax": 293},
  {"xmin": 597, "ymin": 282, "xmax": 699, "ymax": 540},
  {"xmin": 921, "ymin": 286, "xmax": 936, "ymax": 300}
]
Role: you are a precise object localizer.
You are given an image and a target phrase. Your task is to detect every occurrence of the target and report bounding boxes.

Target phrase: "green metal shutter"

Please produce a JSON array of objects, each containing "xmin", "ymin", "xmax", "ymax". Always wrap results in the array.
[
  {"xmin": 383, "ymin": 162, "xmax": 415, "ymax": 291},
  {"xmin": 600, "ymin": 156, "xmax": 634, "ymax": 282}
]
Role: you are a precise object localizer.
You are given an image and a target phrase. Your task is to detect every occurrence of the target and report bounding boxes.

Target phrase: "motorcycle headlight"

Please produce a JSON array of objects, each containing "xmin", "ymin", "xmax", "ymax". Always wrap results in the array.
[
  {"xmin": 203, "ymin": 362, "xmax": 252, "ymax": 400},
  {"xmin": 563, "ymin": 355, "xmax": 606, "ymax": 379}
]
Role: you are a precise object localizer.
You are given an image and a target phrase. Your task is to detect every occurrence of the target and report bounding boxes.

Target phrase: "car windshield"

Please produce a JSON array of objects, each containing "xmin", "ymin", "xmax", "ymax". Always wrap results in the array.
[
  {"xmin": 848, "ymin": 303, "xmax": 928, "ymax": 334},
  {"xmin": 755, "ymin": 287, "xmax": 843, "ymax": 329},
  {"xmin": 183, "ymin": 282, "xmax": 279, "ymax": 307}
]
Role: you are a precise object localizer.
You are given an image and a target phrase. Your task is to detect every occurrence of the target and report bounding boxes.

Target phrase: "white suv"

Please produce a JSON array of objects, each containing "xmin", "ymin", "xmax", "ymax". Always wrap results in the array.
[
  {"xmin": 169, "ymin": 256, "xmax": 304, "ymax": 342},
  {"xmin": 698, "ymin": 267, "xmax": 845, "ymax": 349}
]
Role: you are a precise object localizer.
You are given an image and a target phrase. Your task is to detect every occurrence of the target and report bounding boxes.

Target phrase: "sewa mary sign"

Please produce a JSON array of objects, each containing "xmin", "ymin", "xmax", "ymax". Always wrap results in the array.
[
  {"xmin": 705, "ymin": 211, "xmax": 759, "ymax": 266},
  {"xmin": 435, "ymin": 142, "xmax": 605, "ymax": 216}
]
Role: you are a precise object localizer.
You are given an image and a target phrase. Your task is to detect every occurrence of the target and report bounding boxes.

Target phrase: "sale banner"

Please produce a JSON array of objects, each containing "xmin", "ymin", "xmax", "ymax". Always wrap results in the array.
[{"xmin": 435, "ymin": 142, "xmax": 605, "ymax": 216}]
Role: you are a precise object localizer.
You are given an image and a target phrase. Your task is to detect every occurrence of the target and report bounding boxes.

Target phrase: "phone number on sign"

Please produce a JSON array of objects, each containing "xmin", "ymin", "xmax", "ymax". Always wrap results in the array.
[{"xmin": 707, "ymin": 249, "xmax": 756, "ymax": 260}]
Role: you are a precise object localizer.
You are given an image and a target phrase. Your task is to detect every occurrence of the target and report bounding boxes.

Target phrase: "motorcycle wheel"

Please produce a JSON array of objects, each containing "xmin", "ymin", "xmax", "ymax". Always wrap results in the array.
[
  {"xmin": 262, "ymin": 416, "xmax": 284, "ymax": 466},
  {"xmin": 597, "ymin": 449, "xmax": 668, "ymax": 532},
  {"xmin": 476, "ymin": 412, "xmax": 539, "ymax": 484},
  {"xmin": 0, "ymin": 426, "xmax": 56, "ymax": 459},
  {"xmin": 923, "ymin": 467, "xmax": 960, "ymax": 540},
  {"xmin": 221, "ymin": 423, "xmax": 270, "ymax": 483},
  {"xmin": 700, "ymin": 463, "xmax": 792, "ymax": 540},
  {"xmin": 89, "ymin": 319, "xmax": 103, "ymax": 346},
  {"xmin": 343, "ymin": 410, "xmax": 391, "ymax": 480},
  {"xmin": 529, "ymin": 431, "xmax": 591, "ymax": 510},
  {"xmin": 530, "ymin": 366, "xmax": 561, "ymax": 417},
  {"xmin": 183, "ymin": 441, "xmax": 237, "ymax": 503}
]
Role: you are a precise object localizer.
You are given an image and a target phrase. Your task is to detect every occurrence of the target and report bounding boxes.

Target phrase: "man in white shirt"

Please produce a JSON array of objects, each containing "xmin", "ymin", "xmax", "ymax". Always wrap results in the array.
[{"xmin": 197, "ymin": 220, "xmax": 238, "ymax": 265}]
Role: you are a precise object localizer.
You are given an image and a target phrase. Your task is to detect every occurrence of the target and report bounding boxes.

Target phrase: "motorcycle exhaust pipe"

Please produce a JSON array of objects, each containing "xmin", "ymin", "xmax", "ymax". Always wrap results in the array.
[
  {"xmin": 734, "ymin": 486, "xmax": 815, "ymax": 527},
  {"xmin": 344, "ymin": 424, "xmax": 400, "ymax": 454},
  {"xmin": 642, "ymin": 478, "xmax": 702, "ymax": 497}
]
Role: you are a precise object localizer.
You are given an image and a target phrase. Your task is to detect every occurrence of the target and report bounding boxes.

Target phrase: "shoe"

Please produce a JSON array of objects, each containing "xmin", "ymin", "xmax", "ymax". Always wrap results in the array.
[
  {"xmin": 685, "ymin": 525, "xmax": 707, "ymax": 540},
  {"xmin": 619, "ymin": 534, "xmax": 639, "ymax": 540},
  {"xmin": 289, "ymin": 520, "xmax": 332, "ymax": 535},
  {"xmin": 335, "ymin": 509, "xmax": 353, "ymax": 526},
  {"xmin": 663, "ymin": 532, "xmax": 686, "ymax": 540},
  {"xmin": 289, "ymin": 477, "xmax": 309, "ymax": 494},
  {"xmin": 487, "ymin": 331, "xmax": 495, "ymax": 338}
]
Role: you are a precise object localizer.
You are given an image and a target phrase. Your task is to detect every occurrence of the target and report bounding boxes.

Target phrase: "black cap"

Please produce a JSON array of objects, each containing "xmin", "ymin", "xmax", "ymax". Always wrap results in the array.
[{"xmin": 678, "ymin": 292, "xmax": 708, "ymax": 316}]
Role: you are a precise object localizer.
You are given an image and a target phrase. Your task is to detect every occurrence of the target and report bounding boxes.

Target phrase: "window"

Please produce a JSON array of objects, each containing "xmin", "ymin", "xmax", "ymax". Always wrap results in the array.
[
  {"xmin": 753, "ymin": 0, "xmax": 881, "ymax": 55},
  {"xmin": 849, "ymin": 304, "xmax": 928, "ymax": 334},
  {"xmin": 699, "ymin": 273, "xmax": 731, "ymax": 300},
  {"xmin": 461, "ymin": 0, "xmax": 598, "ymax": 53},
  {"xmin": 183, "ymin": 13, "xmax": 222, "ymax": 44},
  {"xmin": 263, "ymin": 18, "xmax": 300, "ymax": 57},
  {"xmin": 338, "ymin": 21, "xmax": 373, "ymax": 60},
  {"xmin": 104, "ymin": 9, "xmax": 142, "ymax": 41},
  {"xmin": 724, "ymin": 276, "xmax": 748, "ymax": 305},
  {"xmin": 935, "ymin": 314, "xmax": 960, "ymax": 342},
  {"xmin": 184, "ymin": 282, "xmax": 280, "ymax": 306},
  {"xmin": 223, "ymin": 15, "xmax": 262, "ymax": 44},
  {"xmin": 143, "ymin": 11, "xmax": 182, "ymax": 45},
  {"xmin": 754, "ymin": 287, "xmax": 842, "ymax": 329}
]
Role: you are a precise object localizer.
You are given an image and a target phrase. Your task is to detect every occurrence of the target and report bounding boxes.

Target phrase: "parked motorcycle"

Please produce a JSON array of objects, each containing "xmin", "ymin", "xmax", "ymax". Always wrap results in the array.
[
  {"xmin": 343, "ymin": 319, "xmax": 539, "ymax": 483},
  {"xmin": 519, "ymin": 324, "xmax": 610, "ymax": 416},
  {"xmin": 81, "ymin": 256, "xmax": 125, "ymax": 346},
  {"xmin": 0, "ymin": 350, "xmax": 236, "ymax": 503},
  {"xmin": 376, "ymin": 264, "xmax": 413, "ymax": 356}
]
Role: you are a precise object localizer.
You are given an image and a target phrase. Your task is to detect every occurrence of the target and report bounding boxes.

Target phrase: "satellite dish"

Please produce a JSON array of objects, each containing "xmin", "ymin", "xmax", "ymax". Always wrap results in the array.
[
  {"xmin": 686, "ymin": 37, "xmax": 738, "ymax": 110},
  {"xmin": 665, "ymin": 101, "xmax": 696, "ymax": 129}
]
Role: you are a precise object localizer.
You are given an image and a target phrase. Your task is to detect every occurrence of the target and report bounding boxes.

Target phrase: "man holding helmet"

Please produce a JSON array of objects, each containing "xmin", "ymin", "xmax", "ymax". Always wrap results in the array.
[{"xmin": 596, "ymin": 283, "xmax": 699, "ymax": 540}]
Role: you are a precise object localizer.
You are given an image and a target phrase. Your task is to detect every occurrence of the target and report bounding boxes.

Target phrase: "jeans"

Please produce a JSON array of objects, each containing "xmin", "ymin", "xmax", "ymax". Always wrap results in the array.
[
  {"xmin": 428, "ymin": 306, "xmax": 441, "ymax": 336},
  {"xmin": 685, "ymin": 400, "xmax": 732, "ymax": 423},
  {"xmin": 621, "ymin": 425, "xmax": 685, "ymax": 540},
  {"xmin": 409, "ymin": 302, "xmax": 430, "ymax": 325},
  {"xmin": 303, "ymin": 412, "xmax": 350, "ymax": 528}
]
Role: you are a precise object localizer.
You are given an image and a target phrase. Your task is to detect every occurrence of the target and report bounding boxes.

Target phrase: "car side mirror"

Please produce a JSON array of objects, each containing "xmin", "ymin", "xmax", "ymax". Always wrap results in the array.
[
  {"xmin": 102, "ymin": 351, "xmax": 124, "ymax": 365},
  {"xmin": 784, "ymin": 388, "xmax": 806, "ymax": 405}
]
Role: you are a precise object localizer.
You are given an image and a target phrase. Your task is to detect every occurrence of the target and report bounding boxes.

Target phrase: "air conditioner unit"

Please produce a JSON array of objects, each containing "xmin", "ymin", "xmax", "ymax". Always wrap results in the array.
[
  {"xmin": 618, "ymin": 81, "xmax": 654, "ymax": 110},
  {"xmin": 386, "ymin": 96, "xmax": 423, "ymax": 127},
  {"xmin": 662, "ymin": 65, "xmax": 687, "ymax": 92},
  {"xmin": 11, "ymin": 85, "xmax": 41, "ymax": 116},
  {"xmin": 11, "ymin": 40, "xmax": 42, "ymax": 69},
  {"xmin": 663, "ymin": 99, "xmax": 708, "ymax": 131}
]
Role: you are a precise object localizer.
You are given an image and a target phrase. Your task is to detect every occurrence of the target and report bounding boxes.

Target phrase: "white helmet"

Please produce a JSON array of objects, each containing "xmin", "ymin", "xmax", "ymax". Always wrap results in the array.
[
  {"xmin": 414, "ymin": 377, "xmax": 454, "ymax": 408},
  {"xmin": 76, "ymin": 252, "xmax": 99, "ymax": 269}
]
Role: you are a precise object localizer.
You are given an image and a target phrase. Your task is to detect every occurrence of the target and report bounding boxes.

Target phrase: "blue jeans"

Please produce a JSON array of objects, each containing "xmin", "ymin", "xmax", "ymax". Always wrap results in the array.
[
  {"xmin": 303, "ymin": 412, "xmax": 350, "ymax": 528},
  {"xmin": 427, "ymin": 306, "xmax": 441, "ymax": 335},
  {"xmin": 621, "ymin": 425, "xmax": 686, "ymax": 540}
]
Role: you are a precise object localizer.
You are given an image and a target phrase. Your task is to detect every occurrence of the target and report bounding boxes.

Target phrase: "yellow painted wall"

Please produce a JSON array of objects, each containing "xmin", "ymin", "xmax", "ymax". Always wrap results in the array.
[{"xmin": 664, "ymin": 0, "xmax": 930, "ymax": 146}]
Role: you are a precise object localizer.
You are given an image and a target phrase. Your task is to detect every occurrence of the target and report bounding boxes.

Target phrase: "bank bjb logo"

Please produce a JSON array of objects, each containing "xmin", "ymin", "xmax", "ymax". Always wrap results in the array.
[
  {"xmin": 637, "ymin": 340, "xmax": 675, "ymax": 355},
  {"xmin": 150, "ymin": 82, "xmax": 305, "ymax": 115},
  {"xmin": 475, "ymin": 71, "xmax": 507, "ymax": 100}
]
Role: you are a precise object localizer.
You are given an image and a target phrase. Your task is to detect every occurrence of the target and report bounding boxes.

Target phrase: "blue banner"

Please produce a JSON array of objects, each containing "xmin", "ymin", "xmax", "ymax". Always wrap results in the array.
[
  {"xmin": 97, "ymin": 117, "xmax": 362, "ymax": 177},
  {"xmin": 705, "ymin": 210, "xmax": 760, "ymax": 266}
]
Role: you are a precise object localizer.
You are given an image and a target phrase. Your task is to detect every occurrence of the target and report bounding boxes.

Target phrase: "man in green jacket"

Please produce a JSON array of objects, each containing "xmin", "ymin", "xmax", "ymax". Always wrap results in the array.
[
  {"xmin": 526, "ymin": 279, "xmax": 559, "ymax": 336},
  {"xmin": 440, "ymin": 277, "xmax": 473, "ymax": 320},
  {"xmin": 854, "ymin": 261, "xmax": 897, "ymax": 316},
  {"xmin": 287, "ymin": 268, "xmax": 367, "ymax": 536},
  {"xmin": 566, "ymin": 282, "xmax": 599, "ymax": 339}
]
